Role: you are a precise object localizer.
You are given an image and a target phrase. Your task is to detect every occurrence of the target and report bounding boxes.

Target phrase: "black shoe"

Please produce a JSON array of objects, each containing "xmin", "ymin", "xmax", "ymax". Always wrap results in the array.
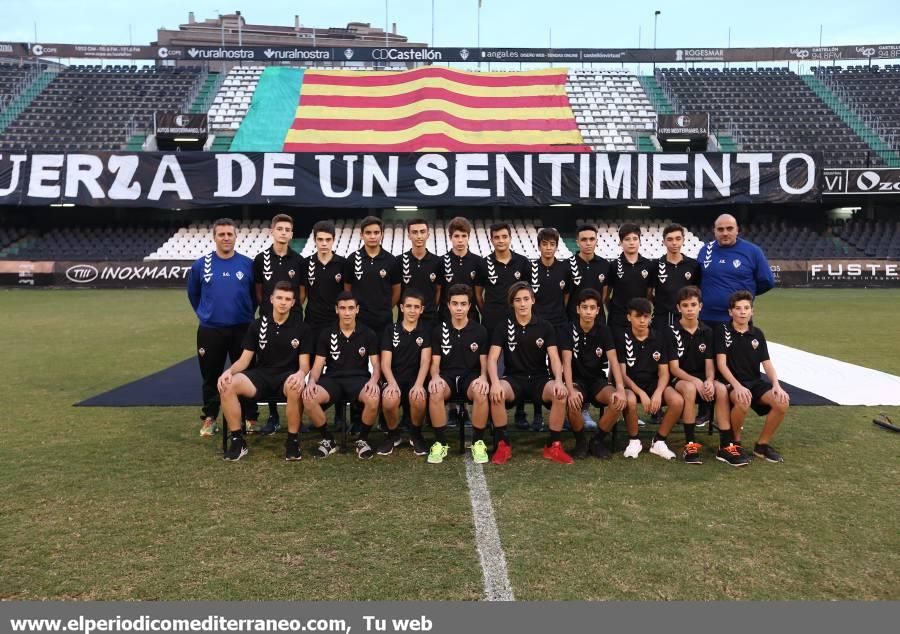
[
  {"xmin": 315, "ymin": 438, "xmax": 338, "ymax": 458},
  {"xmin": 589, "ymin": 434, "xmax": 612, "ymax": 460},
  {"xmin": 409, "ymin": 435, "xmax": 429, "ymax": 456},
  {"xmin": 223, "ymin": 435, "xmax": 248, "ymax": 461},
  {"xmin": 514, "ymin": 408, "xmax": 529, "ymax": 430},
  {"xmin": 716, "ymin": 443, "xmax": 750, "ymax": 467},
  {"xmin": 376, "ymin": 434, "xmax": 403, "ymax": 456},
  {"xmin": 682, "ymin": 442, "xmax": 703, "ymax": 465},
  {"xmin": 753, "ymin": 443, "xmax": 784, "ymax": 463},
  {"xmin": 572, "ymin": 437, "xmax": 589, "ymax": 460},
  {"xmin": 260, "ymin": 413, "xmax": 281, "ymax": 436},
  {"xmin": 530, "ymin": 412, "xmax": 545, "ymax": 432},
  {"xmin": 355, "ymin": 439, "xmax": 374, "ymax": 460},
  {"xmin": 285, "ymin": 437, "xmax": 301, "ymax": 461}
]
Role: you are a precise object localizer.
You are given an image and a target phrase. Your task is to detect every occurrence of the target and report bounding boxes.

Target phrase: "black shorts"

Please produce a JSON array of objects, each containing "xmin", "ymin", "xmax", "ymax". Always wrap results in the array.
[
  {"xmin": 440, "ymin": 372, "xmax": 479, "ymax": 401},
  {"xmin": 631, "ymin": 377, "xmax": 660, "ymax": 396},
  {"xmin": 572, "ymin": 377, "xmax": 611, "ymax": 407},
  {"xmin": 244, "ymin": 368, "xmax": 293, "ymax": 401},
  {"xmin": 381, "ymin": 378, "xmax": 419, "ymax": 407},
  {"xmin": 731, "ymin": 378, "xmax": 773, "ymax": 416},
  {"xmin": 503, "ymin": 374, "xmax": 551, "ymax": 406},
  {"xmin": 316, "ymin": 375, "xmax": 371, "ymax": 405}
]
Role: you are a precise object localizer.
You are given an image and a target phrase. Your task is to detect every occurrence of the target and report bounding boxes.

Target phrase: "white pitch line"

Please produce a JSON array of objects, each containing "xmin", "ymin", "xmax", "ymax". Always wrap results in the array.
[{"xmin": 464, "ymin": 457, "xmax": 515, "ymax": 602}]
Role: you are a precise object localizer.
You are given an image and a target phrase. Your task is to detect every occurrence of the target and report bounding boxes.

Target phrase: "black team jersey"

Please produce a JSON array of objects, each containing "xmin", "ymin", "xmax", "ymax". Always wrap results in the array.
[
  {"xmin": 253, "ymin": 246, "xmax": 304, "ymax": 316},
  {"xmin": 667, "ymin": 321, "xmax": 713, "ymax": 380},
  {"xmin": 439, "ymin": 251, "xmax": 481, "ymax": 321},
  {"xmin": 653, "ymin": 255, "xmax": 702, "ymax": 316},
  {"xmin": 302, "ymin": 253, "xmax": 346, "ymax": 328},
  {"xmin": 380, "ymin": 321, "xmax": 432, "ymax": 385},
  {"xmin": 342, "ymin": 247, "xmax": 397, "ymax": 330},
  {"xmin": 715, "ymin": 323, "xmax": 770, "ymax": 384},
  {"xmin": 242, "ymin": 312, "xmax": 314, "ymax": 374},
  {"xmin": 477, "ymin": 251, "xmax": 531, "ymax": 329},
  {"xmin": 566, "ymin": 254, "xmax": 611, "ymax": 320},
  {"xmin": 616, "ymin": 327, "xmax": 668, "ymax": 389},
  {"xmin": 607, "ymin": 254, "xmax": 655, "ymax": 319},
  {"xmin": 529, "ymin": 257, "xmax": 573, "ymax": 328},
  {"xmin": 432, "ymin": 319, "xmax": 488, "ymax": 375},
  {"xmin": 397, "ymin": 249, "xmax": 442, "ymax": 321},
  {"xmin": 561, "ymin": 320, "xmax": 615, "ymax": 382},
  {"xmin": 491, "ymin": 316, "xmax": 557, "ymax": 378},
  {"xmin": 315, "ymin": 325, "xmax": 379, "ymax": 379}
]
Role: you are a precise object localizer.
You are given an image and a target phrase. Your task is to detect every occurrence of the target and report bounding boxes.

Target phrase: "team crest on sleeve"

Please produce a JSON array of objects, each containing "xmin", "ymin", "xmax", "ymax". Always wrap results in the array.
[
  {"xmin": 652, "ymin": 350, "xmax": 661, "ymax": 361},
  {"xmin": 536, "ymin": 338, "xmax": 545, "ymax": 349},
  {"xmin": 415, "ymin": 336, "xmax": 424, "ymax": 347},
  {"xmin": 198, "ymin": 347, "xmax": 206, "ymax": 357},
  {"xmin": 751, "ymin": 339, "xmax": 759, "ymax": 349},
  {"xmin": 733, "ymin": 259, "xmax": 742, "ymax": 268},
  {"xmin": 470, "ymin": 342, "xmax": 479, "ymax": 352},
  {"xmin": 358, "ymin": 346, "xmax": 367, "ymax": 357},
  {"xmin": 291, "ymin": 338, "xmax": 300, "ymax": 349}
]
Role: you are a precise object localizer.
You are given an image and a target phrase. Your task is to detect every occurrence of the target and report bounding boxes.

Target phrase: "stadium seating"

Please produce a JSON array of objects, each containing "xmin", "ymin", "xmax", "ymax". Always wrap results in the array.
[
  {"xmin": 814, "ymin": 65, "xmax": 900, "ymax": 152},
  {"xmin": 657, "ymin": 68, "xmax": 882, "ymax": 167},
  {"xmin": 576, "ymin": 219, "xmax": 704, "ymax": 260},
  {"xmin": 0, "ymin": 65, "xmax": 204, "ymax": 152},
  {"xmin": 685, "ymin": 220, "xmax": 860, "ymax": 260},
  {"xmin": 208, "ymin": 65, "xmax": 264, "ymax": 131},
  {"xmin": 566, "ymin": 69, "xmax": 656, "ymax": 152},
  {"xmin": 0, "ymin": 63, "xmax": 45, "ymax": 105},
  {"xmin": 832, "ymin": 218, "xmax": 900, "ymax": 259},
  {"xmin": 0, "ymin": 226, "xmax": 27, "ymax": 251},
  {"xmin": 1, "ymin": 225, "xmax": 178, "ymax": 261}
]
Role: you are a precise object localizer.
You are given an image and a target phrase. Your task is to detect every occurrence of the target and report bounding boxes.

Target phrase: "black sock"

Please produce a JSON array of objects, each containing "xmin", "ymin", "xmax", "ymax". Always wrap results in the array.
[
  {"xmin": 495, "ymin": 426, "xmax": 509, "ymax": 445},
  {"xmin": 472, "ymin": 427, "xmax": 485, "ymax": 443},
  {"xmin": 410, "ymin": 425, "xmax": 424, "ymax": 439},
  {"xmin": 287, "ymin": 432, "xmax": 299, "ymax": 441},
  {"xmin": 434, "ymin": 427, "xmax": 447, "ymax": 444},
  {"xmin": 719, "ymin": 428, "xmax": 734, "ymax": 447},
  {"xmin": 653, "ymin": 433, "xmax": 667, "ymax": 443},
  {"xmin": 230, "ymin": 430, "xmax": 243, "ymax": 440},
  {"xmin": 594, "ymin": 429, "xmax": 608, "ymax": 441},
  {"xmin": 683, "ymin": 422, "xmax": 696, "ymax": 443},
  {"xmin": 319, "ymin": 425, "xmax": 333, "ymax": 441},
  {"xmin": 359, "ymin": 424, "xmax": 372, "ymax": 441},
  {"xmin": 549, "ymin": 430, "xmax": 562, "ymax": 444},
  {"xmin": 629, "ymin": 433, "xmax": 640, "ymax": 440},
  {"xmin": 387, "ymin": 427, "xmax": 400, "ymax": 439},
  {"xmin": 574, "ymin": 430, "xmax": 586, "ymax": 444}
]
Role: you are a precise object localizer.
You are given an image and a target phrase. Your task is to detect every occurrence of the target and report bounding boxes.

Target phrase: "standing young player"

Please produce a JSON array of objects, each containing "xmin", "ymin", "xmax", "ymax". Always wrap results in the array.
[
  {"xmin": 666, "ymin": 286, "xmax": 745, "ymax": 465},
  {"xmin": 439, "ymin": 217, "xmax": 482, "ymax": 323},
  {"xmin": 378, "ymin": 289, "xmax": 432, "ymax": 457},
  {"xmin": 218, "ymin": 282, "xmax": 313, "ymax": 462},
  {"xmin": 427, "ymin": 284, "xmax": 491, "ymax": 464},
  {"xmin": 653, "ymin": 224, "xmax": 701, "ymax": 333},
  {"xmin": 616, "ymin": 298, "xmax": 684, "ymax": 460},
  {"xmin": 566, "ymin": 224, "xmax": 611, "ymax": 323},
  {"xmin": 606, "ymin": 224, "xmax": 655, "ymax": 335},
  {"xmin": 715, "ymin": 290, "xmax": 790, "ymax": 463},
  {"xmin": 303, "ymin": 293, "xmax": 382, "ymax": 460},
  {"xmin": 301, "ymin": 220, "xmax": 346, "ymax": 341},
  {"xmin": 397, "ymin": 219, "xmax": 442, "ymax": 326},
  {"xmin": 561, "ymin": 289, "xmax": 628, "ymax": 460},
  {"xmin": 253, "ymin": 214, "xmax": 304, "ymax": 435},
  {"xmin": 343, "ymin": 216, "xmax": 399, "ymax": 335},
  {"xmin": 187, "ymin": 218, "xmax": 258, "ymax": 437},
  {"xmin": 488, "ymin": 283, "xmax": 569, "ymax": 465}
]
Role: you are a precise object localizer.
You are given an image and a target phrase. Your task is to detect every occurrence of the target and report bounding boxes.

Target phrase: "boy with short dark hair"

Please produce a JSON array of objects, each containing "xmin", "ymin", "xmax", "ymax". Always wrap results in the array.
[
  {"xmin": 567, "ymin": 223, "xmax": 611, "ymax": 322},
  {"xmin": 560, "ymin": 289, "xmax": 628, "ymax": 460},
  {"xmin": 654, "ymin": 224, "xmax": 702, "ymax": 333},
  {"xmin": 667, "ymin": 286, "xmax": 746, "ymax": 466},
  {"xmin": 397, "ymin": 218, "xmax": 442, "ymax": 325},
  {"xmin": 440, "ymin": 217, "xmax": 482, "ymax": 323},
  {"xmin": 301, "ymin": 220, "xmax": 345, "ymax": 340},
  {"xmin": 715, "ymin": 290, "xmax": 790, "ymax": 463},
  {"xmin": 343, "ymin": 216, "xmax": 399, "ymax": 335},
  {"xmin": 616, "ymin": 298, "xmax": 684, "ymax": 460},
  {"xmin": 378, "ymin": 289, "xmax": 432, "ymax": 457},
  {"xmin": 606, "ymin": 223, "xmax": 655, "ymax": 335}
]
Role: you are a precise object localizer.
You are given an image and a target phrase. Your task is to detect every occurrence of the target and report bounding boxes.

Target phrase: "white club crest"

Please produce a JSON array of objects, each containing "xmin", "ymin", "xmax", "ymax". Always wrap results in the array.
[
  {"xmin": 358, "ymin": 346, "xmax": 367, "ymax": 357},
  {"xmin": 415, "ymin": 336, "xmax": 424, "ymax": 347},
  {"xmin": 751, "ymin": 339, "xmax": 759, "ymax": 349},
  {"xmin": 599, "ymin": 273, "xmax": 606, "ymax": 282},
  {"xmin": 698, "ymin": 343, "xmax": 707, "ymax": 353},
  {"xmin": 236, "ymin": 271, "xmax": 244, "ymax": 281},
  {"xmin": 335, "ymin": 273, "xmax": 342, "ymax": 283},
  {"xmin": 685, "ymin": 271, "xmax": 692, "ymax": 280},
  {"xmin": 652, "ymin": 350, "xmax": 661, "ymax": 362},
  {"xmin": 536, "ymin": 337, "xmax": 545, "ymax": 349},
  {"xmin": 288, "ymin": 269, "xmax": 296, "ymax": 279},
  {"xmin": 640, "ymin": 269, "xmax": 648, "ymax": 279},
  {"xmin": 558, "ymin": 279, "xmax": 566, "ymax": 290},
  {"xmin": 429, "ymin": 272, "xmax": 437, "ymax": 282},
  {"xmin": 198, "ymin": 347, "xmax": 206, "ymax": 357},
  {"xmin": 513, "ymin": 271, "xmax": 521, "ymax": 280},
  {"xmin": 733, "ymin": 259, "xmax": 742, "ymax": 268},
  {"xmin": 595, "ymin": 346, "xmax": 603, "ymax": 358},
  {"xmin": 379, "ymin": 269, "xmax": 387, "ymax": 278},
  {"xmin": 470, "ymin": 342, "xmax": 479, "ymax": 352},
  {"xmin": 291, "ymin": 338, "xmax": 300, "ymax": 349}
]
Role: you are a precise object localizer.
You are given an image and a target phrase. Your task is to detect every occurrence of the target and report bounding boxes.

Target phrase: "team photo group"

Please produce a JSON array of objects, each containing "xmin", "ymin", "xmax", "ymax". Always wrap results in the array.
[{"xmin": 187, "ymin": 211, "xmax": 789, "ymax": 468}]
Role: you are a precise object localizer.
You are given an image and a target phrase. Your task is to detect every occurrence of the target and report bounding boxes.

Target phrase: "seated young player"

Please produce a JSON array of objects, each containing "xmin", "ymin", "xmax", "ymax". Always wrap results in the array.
[
  {"xmin": 219, "ymin": 282, "xmax": 313, "ymax": 462},
  {"xmin": 667, "ymin": 286, "xmax": 747, "ymax": 466},
  {"xmin": 378, "ymin": 289, "xmax": 432, "ymax": 457},
  {"xmin": 488, "ymin": 282, "xmax": 569, "ymax": 465},
  {"xmin": 616, "ymin": 298, "xmax": 685, "ymax": 459},
  {"xmin": 302, "ymin": 292, "xmax": 381, "ymax": 460},
  {"xmin": 561, "ymin": 289, "xmax": 628, "ymax": 460},
  {"xmin": 715, "ymin": 290, "xmax": 790, "ymax": 463},
  {"xmin": 427, "ymin": 284, "xmax": 491, "ymax": 464}
]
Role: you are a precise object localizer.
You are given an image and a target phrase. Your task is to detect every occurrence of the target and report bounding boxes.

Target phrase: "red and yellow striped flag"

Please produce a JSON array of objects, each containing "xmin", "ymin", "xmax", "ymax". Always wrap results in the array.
[{"xmin": 283, "ymin": 67, "xmax": 587, "ymax": 152}]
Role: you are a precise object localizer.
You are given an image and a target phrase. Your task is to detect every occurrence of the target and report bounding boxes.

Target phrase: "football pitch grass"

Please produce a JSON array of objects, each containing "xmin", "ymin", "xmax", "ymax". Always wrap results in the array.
[{"xmin": 1, "ymin": 288, "xmax": 897, "ymax": 601}]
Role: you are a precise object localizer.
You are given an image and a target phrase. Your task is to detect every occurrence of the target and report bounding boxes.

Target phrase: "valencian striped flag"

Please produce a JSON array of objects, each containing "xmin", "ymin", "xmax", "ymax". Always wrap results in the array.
[{"xmin": 282, "ymin": 67, "xmax": 587, "ymax": 152}]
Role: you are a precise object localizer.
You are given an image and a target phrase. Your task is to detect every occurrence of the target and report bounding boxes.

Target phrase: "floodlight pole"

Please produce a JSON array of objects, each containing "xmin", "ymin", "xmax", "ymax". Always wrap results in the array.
[
  {"xmin": 386, "ymin": 0, "xmax": 390, "ymax": 47},
  {"xmin": 653, "ymin": 10, "xmax": 661, "ymax": 73}
]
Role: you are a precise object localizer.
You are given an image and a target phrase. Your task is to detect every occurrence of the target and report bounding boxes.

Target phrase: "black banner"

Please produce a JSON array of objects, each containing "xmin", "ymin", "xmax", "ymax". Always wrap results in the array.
[
  {"xmin": 154, "ymin": 112, "xmax": 208, "ymax": 138},
  {"xmin": 0, "ymin": 260, "xmax": 192, "ymax": 287},
  {"xmin": 771, "ymin": 259, "xmax": 900, "ymax": 288},
  {"xmin": 4, "ymin": 41, "xmax": 900, "ymax": 63},
  {"xmin": 657, "ymin": 114, "xmax": 710, "ymax": 138},
  {"xmin": 823, "ymin": 168, "xmax": 900, "ymax": 195},
  {"xmin": 0, "ymin": 152, "xmax": 821, "ymax": 209}
]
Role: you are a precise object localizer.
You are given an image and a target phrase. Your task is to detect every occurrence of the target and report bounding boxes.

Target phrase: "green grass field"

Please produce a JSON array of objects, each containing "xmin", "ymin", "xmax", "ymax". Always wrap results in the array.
[{"xmin": 1, "ymin": 288, "xmax": 898, "ymax": 600}]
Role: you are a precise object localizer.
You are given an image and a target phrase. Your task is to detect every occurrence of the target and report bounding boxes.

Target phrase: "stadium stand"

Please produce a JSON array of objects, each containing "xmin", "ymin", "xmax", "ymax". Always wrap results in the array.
[
  {"xmin": 657, "ymin": 68, "xmax": 883, "ymax": 167},
  {"xmin": 832, "ymin": 218, "xmax": 900, "ymax": 259},
  {"xmin": 0, "ymin": 226, "xmax": 27, "ymax": 251},
  {"xmin": 566, "ymin": 69, "xmax": 656, "ymax": 152},
  {"xmin": 0, "ymin": 63, "xmax": 44, "ymax": 103},
  {"xmin": 1, "ymin": 225, "xmax": 178, "ymax": 261},
  {"xmin": 814, "ymin": 65, "xmax": 900, "ymax": 156},
  {"xmin": 208, "ymin": 65, "xmax": 264, "ymax": 131},
  {"xmin": 706, "ymin": 221, "xmax": 852, "ymax": 260},
  {"xmin": 0, "ymin": 65, "xmax": 204, "ymax": 152}
]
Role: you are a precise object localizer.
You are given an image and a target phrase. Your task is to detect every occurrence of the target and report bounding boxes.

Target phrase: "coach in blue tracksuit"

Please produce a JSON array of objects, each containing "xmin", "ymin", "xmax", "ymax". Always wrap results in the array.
[
  {"xmin": 187, "ymin": 218, "xmax": 258, "ymax": 437},
  {"xmin": 699, "ymin": 214, "xmax": 775, "ymax": 326}
]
